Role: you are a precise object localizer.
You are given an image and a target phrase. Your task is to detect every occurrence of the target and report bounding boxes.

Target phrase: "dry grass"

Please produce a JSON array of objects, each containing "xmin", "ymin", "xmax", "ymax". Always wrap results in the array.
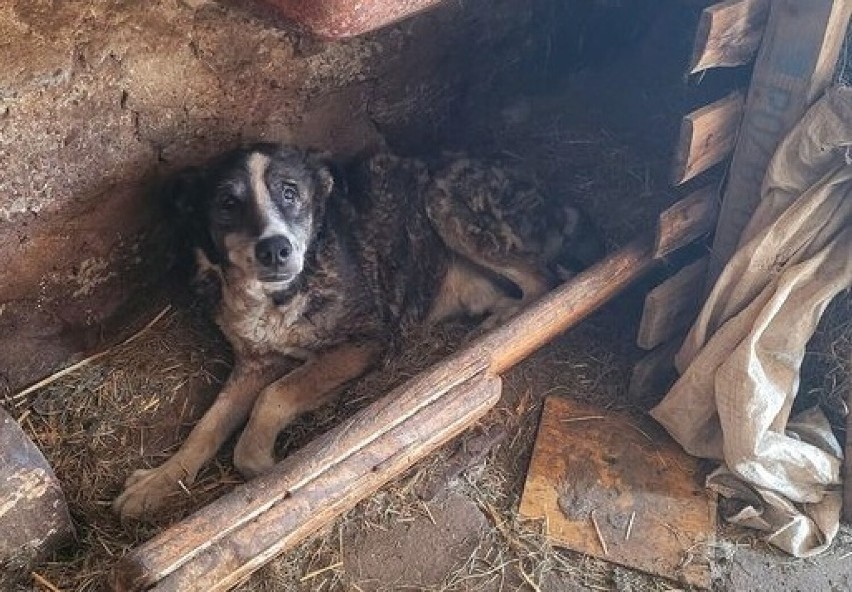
[
  {"xmin": 799, "ymin": 291, "xmax": 852, "ymax": 431},
  {"xmin": 4, "ymin": 305, "xmax": 234, "ymax": 591},
  {"xmin": 4, "ymin": 291, "xmax": 647, "ymax": 592}
]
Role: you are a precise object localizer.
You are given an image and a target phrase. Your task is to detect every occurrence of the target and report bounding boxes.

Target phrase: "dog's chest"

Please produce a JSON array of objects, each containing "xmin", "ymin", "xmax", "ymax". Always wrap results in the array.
[{"xmin": 217, "ymin": 288, "xmax": 323, "ymax": 357}]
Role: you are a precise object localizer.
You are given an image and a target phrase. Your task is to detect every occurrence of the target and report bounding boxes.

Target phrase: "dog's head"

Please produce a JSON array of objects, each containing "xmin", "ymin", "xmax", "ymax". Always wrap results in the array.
[{"xmin": 169, "ymin": 143, "xmax": 335, "ymax": 293}]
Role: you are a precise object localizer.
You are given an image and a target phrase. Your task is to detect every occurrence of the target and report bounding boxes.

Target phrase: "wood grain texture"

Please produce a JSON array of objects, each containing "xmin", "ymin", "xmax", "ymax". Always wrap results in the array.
[
  {"xmin": 671, "ymin": 91, "xmax": 744, "ymax": 185},
  {"xmin": 519, "ymin": 396, "xmax": 716, "ymax": 588},
  {"xmin": 638, "ymin": 257, "xmax": 709, "ymax": 350},
  {"xmin": 689, "ymin": 0, "xmax": 770, "ymax": 73},
  {"xmin": 707, "ymin": 0, "xmax": 852, "ymax": 284},
  {"xmin": 112, "ymin": 209, "xmax": 718, "ymax": 590},
  {"xmin": 132, "ymin": 374, "xmax": 501, "ymax": 592},
  {"xmin": 655, "ymin": 186, "xmax": 720, "ymax": 259}
]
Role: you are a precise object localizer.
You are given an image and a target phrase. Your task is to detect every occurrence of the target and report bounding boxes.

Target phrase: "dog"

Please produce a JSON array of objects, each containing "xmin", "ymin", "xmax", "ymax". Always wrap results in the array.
[{"xmin": 113, "ymin": 143, "xmax": 604, "ymax": 518}]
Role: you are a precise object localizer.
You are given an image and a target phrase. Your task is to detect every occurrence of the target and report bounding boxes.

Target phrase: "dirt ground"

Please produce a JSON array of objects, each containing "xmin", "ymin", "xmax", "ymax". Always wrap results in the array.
[{"xmin": 4, "ymin": 4, "xmax": 852, "ymax": 592}]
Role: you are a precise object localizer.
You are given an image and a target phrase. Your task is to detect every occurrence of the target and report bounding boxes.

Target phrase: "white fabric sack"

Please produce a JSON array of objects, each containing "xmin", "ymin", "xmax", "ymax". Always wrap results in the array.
[{"xmin": 651, "ymin": 86, "xmax": 852, "ymax": 557}]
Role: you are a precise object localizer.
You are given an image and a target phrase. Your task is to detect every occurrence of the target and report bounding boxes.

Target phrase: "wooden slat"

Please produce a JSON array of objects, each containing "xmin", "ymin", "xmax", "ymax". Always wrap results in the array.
[
  {"xmin": 671, "ymin": 91, "xmax": 745, "ymax": 185},
  {"xmin": 655, "ymin": 186, "xmax": 720, "ymax": 259},
  {"xmin": 638, "ymin": 257, "xmax": 709, "ymax": 350},
  {"xmin": 519, "ymin": 396, "xmax": 716, "ymax": 588},
  {"xmin": 689, "ymin": 0, "xmax": 770, "ymax": 73},
  {"xmin": 627, "ymin": 339, "xmax": 682, "ymax": 404},
  {"xmin": 707, "ymin": 0, "xmax": 852, "ymax": 284}
]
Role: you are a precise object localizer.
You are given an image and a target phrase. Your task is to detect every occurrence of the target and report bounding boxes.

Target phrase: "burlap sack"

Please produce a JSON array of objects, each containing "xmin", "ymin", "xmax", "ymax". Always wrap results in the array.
[{"xmin": 651, "ymin": 86, "xmax": 852, "ymax": 557}]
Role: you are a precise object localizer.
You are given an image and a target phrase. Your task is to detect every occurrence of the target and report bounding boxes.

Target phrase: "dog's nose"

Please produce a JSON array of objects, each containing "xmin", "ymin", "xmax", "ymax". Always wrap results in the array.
[{"xmin": 255, "ymin": 235, "xmax": 292, "ymax": 267}]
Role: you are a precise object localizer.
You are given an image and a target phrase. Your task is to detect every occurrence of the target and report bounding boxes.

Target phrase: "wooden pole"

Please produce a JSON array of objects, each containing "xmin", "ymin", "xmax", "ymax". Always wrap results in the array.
[
  {"xmin": 112, "ymin": 235, "xmax": 663, "ymax": 591},
  {"xmin": 707, "ymin": 0, "xmax": 852, "ymax": 284},
  {"xmin": 117, "ymin": 373, "xmax": 502, "ymax": 591}
]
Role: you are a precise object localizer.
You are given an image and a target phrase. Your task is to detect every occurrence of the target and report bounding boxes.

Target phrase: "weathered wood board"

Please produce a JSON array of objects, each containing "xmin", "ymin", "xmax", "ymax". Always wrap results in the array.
[
  {"xmin": 671, "ymin": 91, "xmax": 744, "ymax": 185},
  {"xmin": 707, "ymin": 0, "xmax": 852, "ymax": 284},
  {"xmin": 519, "ymin": 397, "xmax": 716, "ymax": 588},
  {"xmin": 655, "ymin": 186, "xmax": 719, "ymax": 259},
  {"xmin": 689, "ymin": 0, "xmax": 770, "ymax": 73},
  {"xmin": 638, "ymin": 257, "xmax": 709, "ymax": 350}
]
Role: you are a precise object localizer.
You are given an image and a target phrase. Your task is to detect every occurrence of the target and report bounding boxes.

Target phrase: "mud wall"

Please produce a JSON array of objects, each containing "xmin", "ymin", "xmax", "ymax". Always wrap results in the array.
[{"xmin": 0, "ymin": 0, "xmax": 542, "ymax": 393}]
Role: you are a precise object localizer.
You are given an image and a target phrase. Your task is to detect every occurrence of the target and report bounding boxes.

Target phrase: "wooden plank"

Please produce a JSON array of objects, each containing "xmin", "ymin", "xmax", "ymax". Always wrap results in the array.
[
  {"xmin": 111, "ymin": 209, "xmax": 720, "ymax": 590},
  {"xmin": 671, "ymin": 91, "xmax": 744, "ymax": 186},
  {"xmin": 689, "ymin": 0, "xmax": 770, "ymax": 73},
  {"xmin": 655, "ymin": 186, "xmax": 720, "ymax": 259},
  {"xmin": 519, "ymin": 396, "xmax": 716, "ymax": 588},
  {"xmin": 708, "ymin": 0, "xmax": 852, "ymax": 284},
  {"xmin": 627, "ymin": 339, "xmax": 682, "ymax": 404},
  {"xmin": 638, "ymin": 257, "xmax": 709, "ymax": 350}
]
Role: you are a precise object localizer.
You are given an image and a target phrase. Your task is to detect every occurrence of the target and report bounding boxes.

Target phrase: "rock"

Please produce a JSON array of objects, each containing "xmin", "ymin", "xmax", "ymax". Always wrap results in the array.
[
  {"xmin": 259, "ymin": 0, "xmax": 444, "ymax": 40},
  {"xmin": 0, "ymin": 407, "xmax": 74, "ymax": 579}
]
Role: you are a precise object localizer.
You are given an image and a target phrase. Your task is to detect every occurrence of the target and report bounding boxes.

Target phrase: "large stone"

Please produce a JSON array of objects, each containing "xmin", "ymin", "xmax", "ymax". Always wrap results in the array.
[{"xmin": 0, "ymin": 407, "xmax": 74, "ymax": 579}]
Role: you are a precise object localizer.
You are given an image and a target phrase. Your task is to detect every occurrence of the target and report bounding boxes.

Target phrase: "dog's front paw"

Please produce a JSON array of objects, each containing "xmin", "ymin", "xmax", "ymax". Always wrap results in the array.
[
  {"xmin": 112, "ymin": 463, "xmax": 192, "ymax": 520},
  {"xmin": 233, "ymin": 432, "xmax": 276, "ymax": 479}
]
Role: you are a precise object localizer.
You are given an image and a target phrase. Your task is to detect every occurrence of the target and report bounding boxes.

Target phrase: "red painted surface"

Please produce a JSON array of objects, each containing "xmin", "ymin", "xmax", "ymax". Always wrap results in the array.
[{"xmin": 259, "ymin": 0, "xmax": 444, "ymax": 39}]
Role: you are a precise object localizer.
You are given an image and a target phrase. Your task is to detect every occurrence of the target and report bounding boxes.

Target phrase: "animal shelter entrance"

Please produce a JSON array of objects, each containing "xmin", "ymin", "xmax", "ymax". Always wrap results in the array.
[{"xmin": 1, "ymin": 1, "xmax": 851, "ymax": 591}]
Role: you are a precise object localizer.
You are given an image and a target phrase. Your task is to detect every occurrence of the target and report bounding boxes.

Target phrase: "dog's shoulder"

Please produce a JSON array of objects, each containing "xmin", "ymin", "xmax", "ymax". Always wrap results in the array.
[{"xmin": 328, "ymin": 152, "xmax": 450, "ymax": 331}]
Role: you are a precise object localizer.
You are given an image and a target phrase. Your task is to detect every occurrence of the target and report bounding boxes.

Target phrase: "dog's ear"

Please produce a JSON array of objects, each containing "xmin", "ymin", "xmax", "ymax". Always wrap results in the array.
[
  {"xmin": 307, "ymin": 151, "xmax": 345, "ymax": 199},
  {"xmin": 162, "ymin": 166, "xmax": 223, "ymax": 268},
  {"xmin": 164, "ymin": 166, "xmax": 206, "ymax": 218}
]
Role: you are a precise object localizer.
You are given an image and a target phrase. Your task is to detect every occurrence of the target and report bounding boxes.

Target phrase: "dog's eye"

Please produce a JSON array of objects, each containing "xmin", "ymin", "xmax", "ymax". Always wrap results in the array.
[
  {"xmin": 280, "ymin": 183, "xmax": 299, "ymax": 204},
  {"xmin": 220, "ymin": 195, "xmax": 240, "ymax": 213}
]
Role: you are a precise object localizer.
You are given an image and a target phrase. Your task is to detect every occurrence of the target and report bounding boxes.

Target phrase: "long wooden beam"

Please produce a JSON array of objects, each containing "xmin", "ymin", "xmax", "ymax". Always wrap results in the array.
[
  {"xmin": 112, "ymin": 197, "xmax": 716, "ymax": 589},
  {"xmin": 707, "ymin": 0, "xmax": 852, "ymax": 284}
]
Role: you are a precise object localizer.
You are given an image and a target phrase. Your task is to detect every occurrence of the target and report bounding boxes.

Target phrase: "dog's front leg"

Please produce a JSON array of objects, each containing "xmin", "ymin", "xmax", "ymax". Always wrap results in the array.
[
  {"xmin": 233, "ymin": 340, "xmax": 381, "ymax": 478},
  {"xmin": 113, "ymin": 360, "xmax": 285, "ymax": 519}
]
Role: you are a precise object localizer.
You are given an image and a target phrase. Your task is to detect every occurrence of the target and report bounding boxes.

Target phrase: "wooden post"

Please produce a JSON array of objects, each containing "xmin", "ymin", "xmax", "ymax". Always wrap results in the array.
[
  {"xmin": 112, "ymin": 200, "xmax": 716, "ymax": 590},
  {"xmin": 707, "ymin": 0, "xmax": 852, "ymax": 284}
]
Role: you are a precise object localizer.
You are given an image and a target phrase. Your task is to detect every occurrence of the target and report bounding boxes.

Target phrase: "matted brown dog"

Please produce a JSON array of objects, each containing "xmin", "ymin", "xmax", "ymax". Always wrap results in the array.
[{"xmin": 113, "ymin": 144, "xmax": 604, "ymax": 518}]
